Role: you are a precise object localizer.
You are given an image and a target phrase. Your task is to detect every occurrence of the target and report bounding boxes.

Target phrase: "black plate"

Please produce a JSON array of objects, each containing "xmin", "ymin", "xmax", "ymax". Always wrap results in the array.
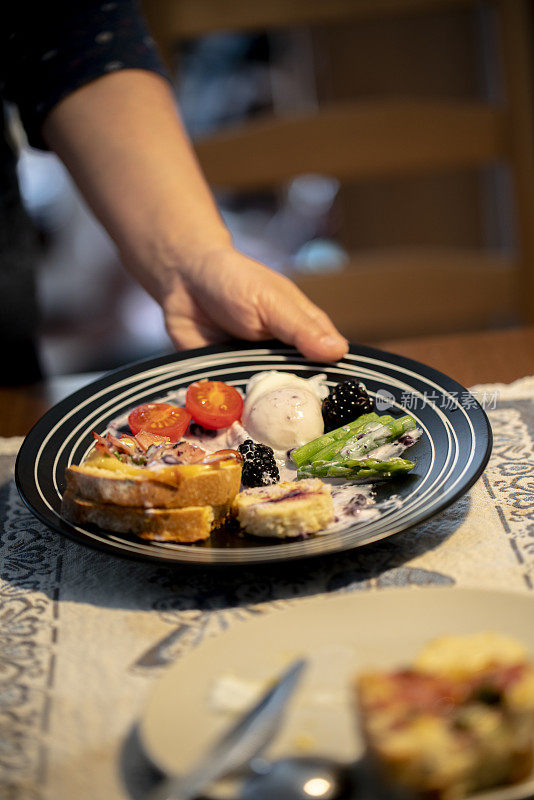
[{"xmin": 16, "ymin": 340, "xmax": 492, "ymax": 565}]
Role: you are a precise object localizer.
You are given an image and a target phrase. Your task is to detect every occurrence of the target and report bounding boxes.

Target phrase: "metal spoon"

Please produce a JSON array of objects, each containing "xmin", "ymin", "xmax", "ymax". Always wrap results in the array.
[{"xmin": 240, "ymin": 755, "xmax": 357, "ymax": 800}]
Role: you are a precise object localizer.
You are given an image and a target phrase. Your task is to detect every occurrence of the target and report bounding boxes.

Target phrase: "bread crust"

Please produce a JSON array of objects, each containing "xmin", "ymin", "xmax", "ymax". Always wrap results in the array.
[
  {"xmin": 65, "ymin": 461, "xmax": 241, "ymax": 509},
  {"xmin": 61, "ymin": 490, "xmax": 230, "ymax": 542}
]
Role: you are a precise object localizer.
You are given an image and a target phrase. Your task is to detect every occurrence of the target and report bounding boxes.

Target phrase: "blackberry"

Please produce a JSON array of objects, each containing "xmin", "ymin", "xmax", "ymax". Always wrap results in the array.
[
  {"xmin": 238, "ymin": 439, "xmax": 280, "ymax": 487},
  {"xmin": 322, "ymin": 380, "xmax": 373, "ymax": 431}
]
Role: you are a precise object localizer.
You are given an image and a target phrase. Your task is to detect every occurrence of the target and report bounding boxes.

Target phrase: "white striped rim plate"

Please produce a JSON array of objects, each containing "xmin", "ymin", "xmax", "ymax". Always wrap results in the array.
[{"xmin": 15, "ymin": 340, "xmax": 492, "ymax": 566}]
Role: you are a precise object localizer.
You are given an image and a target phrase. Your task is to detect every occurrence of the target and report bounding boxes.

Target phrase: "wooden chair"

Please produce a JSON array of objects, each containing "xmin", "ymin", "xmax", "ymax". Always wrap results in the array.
[{"xmin": 143, "ymin": 0, "xmax": 534, "ymax": 341}]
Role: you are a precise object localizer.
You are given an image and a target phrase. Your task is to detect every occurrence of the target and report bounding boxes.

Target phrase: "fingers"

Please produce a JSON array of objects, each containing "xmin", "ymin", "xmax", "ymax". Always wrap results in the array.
[
  {"xmin": 299, "ymin": 310, "xmax": 350, "ymax": 362},
  {"xmin": 296, "ymin": 328, "xmax": 350, "ymax": 362},
  {"xmin": 198, "ymin": 257, "xmax": 349, "ymax": 361},
  {"xmin": 165, "ymin": 317, "xmax": 230, "ymax": 350},
  {"xmin": 259, "ymin": 279, "xmax": 349, "ymax": 362},
  {"xmin": 162, "ymin": 250, "xmax": 349, "ymax": 362}
]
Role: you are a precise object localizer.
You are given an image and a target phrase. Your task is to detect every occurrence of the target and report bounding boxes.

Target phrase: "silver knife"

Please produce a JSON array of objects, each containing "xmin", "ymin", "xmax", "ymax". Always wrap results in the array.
[{"xmin": 145, "ymin": 658, "xmax": 306, "ymax": 800}]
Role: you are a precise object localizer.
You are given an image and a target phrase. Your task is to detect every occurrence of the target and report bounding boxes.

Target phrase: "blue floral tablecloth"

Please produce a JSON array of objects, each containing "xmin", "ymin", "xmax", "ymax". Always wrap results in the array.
[{"xmin": 1, "ymin": 377, "xmax": 533, "ymax": 800}]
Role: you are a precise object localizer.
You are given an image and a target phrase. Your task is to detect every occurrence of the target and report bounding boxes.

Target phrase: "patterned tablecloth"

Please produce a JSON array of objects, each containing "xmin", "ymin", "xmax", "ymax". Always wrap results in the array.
[{"xmin": 1, "ymin": 377, "xmax": 533, "ymax": 800}]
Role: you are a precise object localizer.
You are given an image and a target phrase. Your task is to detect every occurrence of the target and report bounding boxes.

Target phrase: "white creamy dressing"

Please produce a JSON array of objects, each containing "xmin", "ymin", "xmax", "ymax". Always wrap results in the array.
[
  {"xmin": 184, "ymin": 420, "xmax": 249, "ymax": 452},
  {"xmin": 361, "ymin": 428, "xmax": 422, "ymax": 461},
  {"xmin": 267, "ymin": 452, "xmax": 387, "ymax": 534},
  {"xmin": 104, "ymin": 373, "xmax": 416, "ymax": 538}
]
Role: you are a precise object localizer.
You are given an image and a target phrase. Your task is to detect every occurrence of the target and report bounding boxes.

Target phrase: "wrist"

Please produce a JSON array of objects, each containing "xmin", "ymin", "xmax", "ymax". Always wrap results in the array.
[{"xmin": 121, "ymin": 223, "xmax": 234, "ymax": 302}]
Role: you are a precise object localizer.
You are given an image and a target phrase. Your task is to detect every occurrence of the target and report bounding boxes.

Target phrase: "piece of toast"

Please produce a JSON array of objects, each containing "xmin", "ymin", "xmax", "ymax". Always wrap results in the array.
[
  {"xmin": 65, "ymin": 455, "xmax": 242, "ymax": 509},
  {"xmin": 61, "ymin": 490, "xmax": 231, "ymax": 542},
  {"xmin": 355, "ymin": 632, "xmax": 534, "ymax": 799},
  {"xmin": 232, "ymin": 478, "xmax": 334, "ymax": 538}
]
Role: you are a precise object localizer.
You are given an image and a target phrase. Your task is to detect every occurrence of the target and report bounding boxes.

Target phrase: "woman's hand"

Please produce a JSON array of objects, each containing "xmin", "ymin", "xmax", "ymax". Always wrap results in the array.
[
  {"xmin": 161, "ymin": 246, "xmax": 349, "ymax": 362},
  {"xmin": 43, "ymin": 71, "xmax": 348, "ymax": 362}
]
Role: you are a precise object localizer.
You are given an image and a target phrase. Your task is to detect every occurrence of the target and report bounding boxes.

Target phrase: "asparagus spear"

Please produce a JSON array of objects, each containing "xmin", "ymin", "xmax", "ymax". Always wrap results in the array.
[
  {"xmin": 290, "ymin": 412, "xmax": 380, "ymax": 467},
  {"xmin": 314, "ymin": 415, "xmax": 416, "ymax": 465},
  {"xmin": 298, "ymin": 457, "xmax": 415, "ymax": 481},
  {"xmin": 311, "ymin": 416, "xmax": 396, "ymax": 464}
]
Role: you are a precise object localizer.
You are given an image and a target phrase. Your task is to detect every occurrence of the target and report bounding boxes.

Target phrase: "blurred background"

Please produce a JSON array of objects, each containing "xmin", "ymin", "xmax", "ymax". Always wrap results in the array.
[{"xmin": 8, "ymin": 0, "xmax": 534, "ymax": 376}]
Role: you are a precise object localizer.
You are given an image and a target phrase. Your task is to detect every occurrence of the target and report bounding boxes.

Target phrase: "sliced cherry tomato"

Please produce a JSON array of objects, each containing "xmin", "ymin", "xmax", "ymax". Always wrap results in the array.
[
  {"xmin": 128, "ymin": 403, "xmax": 191, "ymax": 442},
  {"xmin": 186, "ymin": 380, "xmax": 243, "ymax": 430}
]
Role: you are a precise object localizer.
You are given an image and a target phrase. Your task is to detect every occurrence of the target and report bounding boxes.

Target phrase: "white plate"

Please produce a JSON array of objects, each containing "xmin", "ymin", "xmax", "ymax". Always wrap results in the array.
[{"xmin": 140, "ymin": 587, "xmax": 534, "ymax": 800}]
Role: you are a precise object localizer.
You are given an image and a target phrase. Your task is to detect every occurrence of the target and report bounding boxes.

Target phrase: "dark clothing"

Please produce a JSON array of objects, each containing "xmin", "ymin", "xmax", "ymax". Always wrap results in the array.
[
  {"xmin": 0, "ymin": 103, "xmax": 42, "ymax": 383},
  {"xmin": 0, "ymin": 1, "xmax": 167, "ymax": 384},
  {"xmin": 2, "ymin": 0, "xmax": 167, "ymax": 151}
]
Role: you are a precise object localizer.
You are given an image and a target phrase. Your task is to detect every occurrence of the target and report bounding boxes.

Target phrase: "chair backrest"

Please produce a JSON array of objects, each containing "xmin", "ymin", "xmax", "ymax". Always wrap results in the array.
[{"xmin": 143, "ymin": 0, "xmax": 534, "ymax": 341}]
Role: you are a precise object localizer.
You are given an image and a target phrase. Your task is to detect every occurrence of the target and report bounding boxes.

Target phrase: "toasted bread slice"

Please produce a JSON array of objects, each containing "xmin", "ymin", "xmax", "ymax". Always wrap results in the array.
[
  {"xmin": 233, "ymin": 478, "xmax": 334, "ymax": 538},
  {"xmin": 61, "ymin": 490, "xmax": 230, "ymax": 542},
  {"xmin": 65, "ymin": 455, "xmax": 241, "ymax": 509}
]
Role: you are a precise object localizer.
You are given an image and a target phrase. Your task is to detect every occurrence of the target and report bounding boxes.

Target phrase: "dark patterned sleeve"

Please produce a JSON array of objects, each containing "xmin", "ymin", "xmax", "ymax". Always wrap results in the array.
[{"xmin": 4, "ymin": 0, "xmax": 170, "ymax": 150}]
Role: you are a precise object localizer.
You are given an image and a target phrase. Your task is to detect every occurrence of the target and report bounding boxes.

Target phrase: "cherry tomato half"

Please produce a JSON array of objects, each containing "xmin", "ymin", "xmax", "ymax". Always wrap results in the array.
[
  {"xmin": 186, "ymin": 380, "xmax": 243, "ymax": 430},
  {"xmin": 128, "ymin": 403, "xmax": 191, "ymax": 441}
]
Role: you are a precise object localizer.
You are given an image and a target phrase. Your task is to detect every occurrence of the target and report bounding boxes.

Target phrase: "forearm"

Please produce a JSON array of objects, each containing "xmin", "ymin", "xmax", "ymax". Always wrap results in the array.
[
  {"xmin": 42, "ymin": 69, "xmax": 232, "ymax": 300},
  {"xmin": 42, "ymin": 67, "xmax": 348, "ymax": 360}
]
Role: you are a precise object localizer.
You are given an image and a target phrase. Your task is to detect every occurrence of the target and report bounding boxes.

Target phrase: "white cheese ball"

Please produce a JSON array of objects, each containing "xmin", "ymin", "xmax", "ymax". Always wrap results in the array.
[{"xmin": 242, "ymin": 371, "xmax": 325, "ymax": 450}]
